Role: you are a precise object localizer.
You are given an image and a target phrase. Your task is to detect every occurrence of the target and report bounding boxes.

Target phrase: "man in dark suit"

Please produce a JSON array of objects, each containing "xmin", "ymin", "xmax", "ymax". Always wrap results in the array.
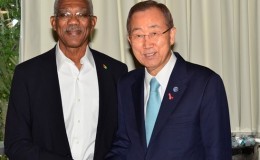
[
  {"xmin": 4, "ymin": 0, "xmax": 127, "ymax": 159},
  {"xmin": 106, "ymin": 1, "xmax": 231, "ymax": 159}
]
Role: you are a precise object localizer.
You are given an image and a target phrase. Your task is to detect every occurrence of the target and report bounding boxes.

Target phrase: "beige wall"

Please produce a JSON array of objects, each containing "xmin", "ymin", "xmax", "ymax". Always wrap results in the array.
[{"xmin": 21, "ymin": 0, "xmax": 260, "ymax": 133}]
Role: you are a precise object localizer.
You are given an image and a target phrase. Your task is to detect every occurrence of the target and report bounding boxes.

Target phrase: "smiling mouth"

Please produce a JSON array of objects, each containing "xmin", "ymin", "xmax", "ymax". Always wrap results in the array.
[
  {"xmin": 144, "ymin": 52, "xmax": 156, "ymax": 58},
  {"xmin": 66, "ymin": 30, "xmax": 82, "ymax": 36}
]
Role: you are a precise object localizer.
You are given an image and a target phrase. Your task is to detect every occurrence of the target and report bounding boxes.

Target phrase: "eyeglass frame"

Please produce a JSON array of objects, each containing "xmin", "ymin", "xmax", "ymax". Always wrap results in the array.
[
  {"xmin": 129, "ymin": 27, "xmax": 172, "ymax": 42},
  {"xmin": 55, "ymin": 10, "xmax": 93, "ymax": 21}
]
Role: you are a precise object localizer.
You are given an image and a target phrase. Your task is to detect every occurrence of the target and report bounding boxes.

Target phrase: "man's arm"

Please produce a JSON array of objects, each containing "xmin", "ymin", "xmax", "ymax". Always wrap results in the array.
[
  {"xmin": 4, "ymin": 68, "xmax": 72, "ymax": 160},
  {"xmin": 105, "ymin": 81, "xmax": 131, "ymax": 160},
  {"xmin": 200, "ymin": 73, "xmax": 232, "ymax": 159}
]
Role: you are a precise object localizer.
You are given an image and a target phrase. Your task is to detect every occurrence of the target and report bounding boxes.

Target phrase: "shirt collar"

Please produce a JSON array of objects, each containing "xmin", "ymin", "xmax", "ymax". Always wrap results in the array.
[
  {"xmin": 56, "ymin": 41, "xmax": 95, "ymax": 71},
  {"xmin": 145, "ymin": 51, "xmax": 176, "ymax": 88}
]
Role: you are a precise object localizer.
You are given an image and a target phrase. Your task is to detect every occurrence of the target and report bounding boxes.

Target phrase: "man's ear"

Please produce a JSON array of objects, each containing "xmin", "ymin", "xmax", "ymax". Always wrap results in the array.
[
  {"xmin": 127, "ymin": 36, "xmax": 132, "ymax": 46},
  {"xmin": 90, "ymin": 16, "xmax": 97, "ymax": 32},
  {"xmin": 170, "ymin": 27, "xmax": 176, "ymax": 45},
  {"xmin": 50, "ymin": 16, "xmax": 57, "ymax": 31}
]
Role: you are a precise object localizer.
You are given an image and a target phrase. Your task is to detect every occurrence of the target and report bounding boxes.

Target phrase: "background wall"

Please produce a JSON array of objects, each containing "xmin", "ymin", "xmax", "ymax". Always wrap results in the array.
[{"xmin": 21, "ymin": 0, "xmax": 260, "ymax": 134}]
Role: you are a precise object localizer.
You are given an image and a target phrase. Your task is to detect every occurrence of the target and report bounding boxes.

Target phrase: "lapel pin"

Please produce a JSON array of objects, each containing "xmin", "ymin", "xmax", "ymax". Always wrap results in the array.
[
  {"xmin": 173, "ymin": 86, "xmax": 179, "ymax": 93},
  {"xmin": 168, "ymin": 93, "xmax": 174, "ymax": 100},
  {"xmin": 103, "ymin": 64, "xmax": 108, "ymax": 70}
]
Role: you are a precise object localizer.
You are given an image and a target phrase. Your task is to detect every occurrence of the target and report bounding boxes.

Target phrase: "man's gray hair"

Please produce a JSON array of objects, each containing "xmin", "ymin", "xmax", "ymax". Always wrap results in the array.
[{"xmin": 54, "ymin": 0, "xmax": 93, "ymax": 15}]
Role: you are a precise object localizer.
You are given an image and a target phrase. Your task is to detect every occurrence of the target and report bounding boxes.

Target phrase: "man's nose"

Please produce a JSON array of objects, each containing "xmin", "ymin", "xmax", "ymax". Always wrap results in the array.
[{"xmin": 143, "ymin": 35, "xmax": 154, "ymax": 48}]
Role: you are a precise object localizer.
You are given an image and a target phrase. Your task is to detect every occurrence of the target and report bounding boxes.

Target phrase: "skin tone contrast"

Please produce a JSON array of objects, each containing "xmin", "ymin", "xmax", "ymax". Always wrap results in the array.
[
  {"xmin": 50, "ymin": 0, "xmax": 97, "ymax": 69},
  {"xmin": 128, "ymin": 7, "xmax": 176, "ymax": 76}
]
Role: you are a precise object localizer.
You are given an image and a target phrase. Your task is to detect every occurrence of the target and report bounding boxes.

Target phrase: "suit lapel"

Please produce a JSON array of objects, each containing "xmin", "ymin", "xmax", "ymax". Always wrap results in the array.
[
  {"xmin": 42, "ymin": 48, "xmax": 72, "ymax": 155},
  {"xmin": 91, "ymin": 49, "xmax": 118, "ymax": 157},
  {"xmin": 93, "ymin": 53, "xmax": 111, "ymax": 129},
  {"xmin": 149, "ymin": 53, "xmax": 189, "ymax": 145},
  {"xmin": 131, "ymin": 71, "xmax": 147, "ymax": 148}
]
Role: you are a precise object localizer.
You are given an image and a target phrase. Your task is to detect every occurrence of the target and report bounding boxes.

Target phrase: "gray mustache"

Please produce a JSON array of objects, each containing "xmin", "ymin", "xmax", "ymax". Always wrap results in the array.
[{"xmin": 65, "ymin": 25, "xmax": 82, "ymax": 32}]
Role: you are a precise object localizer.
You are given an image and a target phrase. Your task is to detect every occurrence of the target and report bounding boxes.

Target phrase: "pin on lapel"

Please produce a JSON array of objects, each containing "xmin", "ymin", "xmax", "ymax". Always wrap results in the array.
[
  {"xmin": 168, "ymin": 93, "xmax": 174, "ymax": 100},
  {"xmin": 103, "ymin": 64, "xmax": 108, "ymax": 70},
  {"xmin": 168, "ymin": 86, "xmax": 179, "ymax": 100},
  {"xmin": 173, "ymin": 86, "xmax": 179, "ymax": 93}
]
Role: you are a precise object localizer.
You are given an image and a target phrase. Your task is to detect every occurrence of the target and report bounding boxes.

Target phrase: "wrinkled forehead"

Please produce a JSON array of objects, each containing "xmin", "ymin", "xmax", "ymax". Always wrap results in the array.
[
  {"xmin": 130, "ymin": 8, "xmax": 167, "ymax": 31},
  {"xmin": 57, "ymin": 0, "xmax": 88, "ymax": 10}
]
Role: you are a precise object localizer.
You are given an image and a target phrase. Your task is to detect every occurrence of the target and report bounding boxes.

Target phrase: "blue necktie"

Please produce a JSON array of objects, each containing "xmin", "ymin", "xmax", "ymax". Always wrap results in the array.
[{"xmin": 145, "ymin": 78, "xmax": 161, "ymax": 145}]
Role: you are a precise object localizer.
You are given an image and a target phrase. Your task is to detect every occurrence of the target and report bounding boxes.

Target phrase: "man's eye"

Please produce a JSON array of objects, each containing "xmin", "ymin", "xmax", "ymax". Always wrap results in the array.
[
  {"xmin": 150, "ymin": 32, "xmax": 158, "ymax": 37},
  {"xmin": 136, "ymin": 35, "xmax": 144, "ymax": 38},
  {"xmin": 76, "ymin": 13, "xmax": 87, "ymax": 17},
  {"xmin": 58, "ymin": 13, "xmax": 70, "ymax": 17}
]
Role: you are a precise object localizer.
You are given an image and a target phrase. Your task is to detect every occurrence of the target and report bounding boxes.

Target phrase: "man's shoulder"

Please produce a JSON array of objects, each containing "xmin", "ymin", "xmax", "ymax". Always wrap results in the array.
[
  {"xmin": 90, "ymin": 48, "xmax": 126, "ymax": 66},
  {"xmin": 15, "ymin": 47, "xmax": 56, "ymax": 72},
  {"xmin": 180, "ymin": 59, "xmax": 224, "ymax": 86},
  {"xmin": 120, "ymin": 68, "xmax": 144, "ymax": 83},
  {"xmin": 174, "ymin": 52, "xmax": 215, "ymax": 75},
  {"xmin": 90, "ymin": 48, "xmax": 128, "ymax": 76}
]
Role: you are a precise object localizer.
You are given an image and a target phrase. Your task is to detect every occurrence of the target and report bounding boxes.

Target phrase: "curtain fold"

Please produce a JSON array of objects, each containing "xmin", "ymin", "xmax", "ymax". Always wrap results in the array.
[{"xmin": 21, "ymin": 0, "xmax": 260, "ymax": 134}]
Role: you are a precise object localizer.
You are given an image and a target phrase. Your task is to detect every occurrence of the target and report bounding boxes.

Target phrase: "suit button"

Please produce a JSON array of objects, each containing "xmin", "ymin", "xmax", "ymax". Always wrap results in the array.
[{"xmin": 66, "ymin": 154, "xmax": 72, "ymax": 158}]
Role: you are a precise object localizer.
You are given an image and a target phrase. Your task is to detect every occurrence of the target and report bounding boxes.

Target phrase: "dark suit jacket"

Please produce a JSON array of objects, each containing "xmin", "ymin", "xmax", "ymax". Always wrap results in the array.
[
  {"xmin": 106, "ymin": 52, "xmax": 231, "ymax": 160},
  {"xmin": 4, "ymin": 46, "xmax": 128, "ymax": 160}
]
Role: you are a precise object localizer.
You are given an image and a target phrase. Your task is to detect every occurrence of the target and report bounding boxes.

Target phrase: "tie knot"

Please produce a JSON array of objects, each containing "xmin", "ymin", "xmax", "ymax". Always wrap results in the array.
[{"xmin": 150, "ymin": 78, "xmax": 160, "ymax": 92}]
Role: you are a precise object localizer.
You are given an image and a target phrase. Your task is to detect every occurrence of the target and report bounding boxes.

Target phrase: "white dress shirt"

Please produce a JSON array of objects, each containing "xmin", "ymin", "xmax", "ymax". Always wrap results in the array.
[
  {"xmin": 144, "ymin": 52, "xmax": 176, "ymax": 117},
  {"xmin": 56, "ymin": 44, "xmax": 99, "ymax": 160}
]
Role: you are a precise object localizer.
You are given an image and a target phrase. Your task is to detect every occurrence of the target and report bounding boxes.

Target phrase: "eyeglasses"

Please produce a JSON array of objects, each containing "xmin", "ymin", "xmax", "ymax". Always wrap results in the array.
[
  {"xmin": 56, "ymin": 11, "xmax": 92, "ymax": 21},
  {"xmin": 130, "ymin": 27, "xmax": 172, "ymax": 42}
]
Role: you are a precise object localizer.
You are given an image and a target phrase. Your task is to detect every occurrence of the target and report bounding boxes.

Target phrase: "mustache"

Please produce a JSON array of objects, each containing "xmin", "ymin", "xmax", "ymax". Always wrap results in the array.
[{"xmin": 64, "ymin": 25, "xmax": 82, "ymax": 32}]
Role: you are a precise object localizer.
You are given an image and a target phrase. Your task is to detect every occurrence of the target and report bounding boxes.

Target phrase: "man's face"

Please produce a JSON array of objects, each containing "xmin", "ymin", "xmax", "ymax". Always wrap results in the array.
[
  {"xmin": 128, "ymin": 7, "xmax": 176, "ymax": 76},
  {"xmin": 50, "ymin": 0, "xmax": 96, "ymax": 49}
]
